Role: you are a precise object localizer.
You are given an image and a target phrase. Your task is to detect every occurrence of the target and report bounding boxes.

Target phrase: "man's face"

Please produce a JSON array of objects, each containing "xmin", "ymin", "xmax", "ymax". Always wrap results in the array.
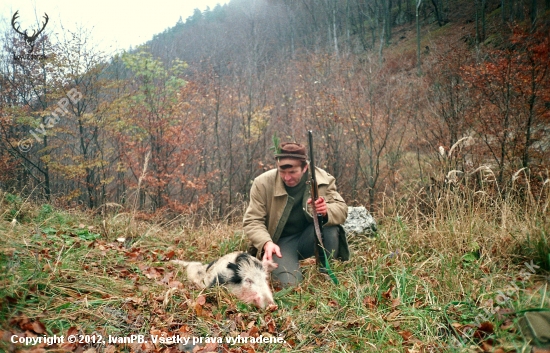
[{"xmin": 277, "ymin": 159, "xmax": 308, "ymax": 187}]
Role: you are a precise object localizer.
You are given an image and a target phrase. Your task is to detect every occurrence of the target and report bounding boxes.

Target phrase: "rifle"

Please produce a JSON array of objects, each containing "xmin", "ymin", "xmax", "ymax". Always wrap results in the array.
[{"xmin": 308, "ymin": 130, "xmax": 338, "ymax": 284}]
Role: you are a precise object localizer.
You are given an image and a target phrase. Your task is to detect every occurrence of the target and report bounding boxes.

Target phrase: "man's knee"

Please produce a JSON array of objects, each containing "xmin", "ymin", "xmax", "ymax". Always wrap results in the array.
[
  {"xmin": 323, "ymin": 226, "xmax": 339, "ymax": 239},
  {"xmin": 322, "ymin": 226, "xmax": 340, "ymax": 258},
  {"xmin": 271, "ymin": 255, "xmax": 302, "ymax": 287}
]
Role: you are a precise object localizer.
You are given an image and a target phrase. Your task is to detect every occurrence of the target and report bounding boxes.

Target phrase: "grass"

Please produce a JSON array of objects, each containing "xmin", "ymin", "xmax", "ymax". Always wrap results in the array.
[{"xmin": 0, "ymin": 179, "xmax": 549, "ymax": 353}]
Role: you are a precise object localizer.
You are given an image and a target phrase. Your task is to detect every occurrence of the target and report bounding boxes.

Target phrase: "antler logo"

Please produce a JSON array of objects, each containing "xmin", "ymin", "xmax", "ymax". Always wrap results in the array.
[{"xmin": 11, "ymin": 11, "xmax": 49, "ymax": 53}]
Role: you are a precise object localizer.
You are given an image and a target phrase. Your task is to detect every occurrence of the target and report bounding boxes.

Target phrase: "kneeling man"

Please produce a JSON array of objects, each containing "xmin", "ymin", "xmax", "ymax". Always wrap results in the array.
[{"xmin": 244, "ymin": 142, "xmax": 349, "ymax": 287}]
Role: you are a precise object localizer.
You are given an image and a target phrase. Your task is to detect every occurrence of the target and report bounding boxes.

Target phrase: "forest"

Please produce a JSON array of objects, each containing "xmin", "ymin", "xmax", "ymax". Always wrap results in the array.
[
  {"xmin": 1, "ymin": 0, "xmax": 549, "ymax": 352},
  {"xmin": 1, "ymin": 0, "xmax": 547, "ymax": 216}
]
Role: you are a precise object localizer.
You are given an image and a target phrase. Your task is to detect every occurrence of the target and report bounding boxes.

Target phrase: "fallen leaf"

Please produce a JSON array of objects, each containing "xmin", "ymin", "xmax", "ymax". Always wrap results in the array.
[
  {"xmin": 32, "ymin": 320, "xmax": 46, "ymax": 334},
  {"xmin": 399, "ymin": 330, "xmax": 413, "ymax": 341},
  {"xmin": 479, "ymin": 322, "xmax": 495, "ymax": 333},
  {"xmin": 363, "ymin": 296, "xmax": 377, "ymax": 309},
  {"xmin": 391, "ymin": 297, "xmax": 401, "ymax": 308},
  {"xmin": 103, "ymin": 346, "xmax": 116, "ymax": 353},
  {"xmin": 480, "ymin": 340, "xmax": 494, "ymax": 352},
  {"xmin": 67, "ymin": 327, "xmax": 78, "ymax": 336},
  {"xmin": 196, "ymin": 295, "xmax": 206, "ymax": 306},
  {"xmin": 164, "ymin": 250, "xmax": 175, "ymax": 260},
  {"xmin": 392, "ymin": 321, "xmax": 402, "ymax": 329},
  {"xmin": 126, "ymin": 297, "xmax": 143, "ymax": 304},
  {"xmin": 178, "ymin": 325, "xmax": 191, "ymax": 334},
  {"xmin": 386, "ymin": 310, "xmax": 401, "ymax": 321},
  {"xmin": 168, "ymin": 280, "xmax": 183, "ymax": 288},
  {"xmin": 247, "ymin": 326, "xmax": 260, "ymax": 337},
  {"xmin": 474, "ymin": 321, "xmax": 494, "ymax": 340},
  {"xmin": 265, "ymin": 316, "xmax": 276, "ymax": 334},
  {"xmin": 285, "ymin": 338, "xmax": 296, "ymax": 347},
  {"xmin": 382, "ymin": 285, "xmax": 394, "ymax": 300},
  {"xmin": 194, "ymin": 303, "xmax": 203, "ymax": 316},
  {"xmin": 500, "ymin": 319, "xmax": 514, "ymax": 331},
  {"xmin": 202, "ymin": 342, "xmax": 218, "ymax": 352}
]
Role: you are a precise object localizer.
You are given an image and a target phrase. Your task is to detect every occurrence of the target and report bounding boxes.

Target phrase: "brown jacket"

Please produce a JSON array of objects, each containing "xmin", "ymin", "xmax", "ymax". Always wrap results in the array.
[{"xmin": 243, "ymin": 166, "xmax": 349, "ymax": 260}]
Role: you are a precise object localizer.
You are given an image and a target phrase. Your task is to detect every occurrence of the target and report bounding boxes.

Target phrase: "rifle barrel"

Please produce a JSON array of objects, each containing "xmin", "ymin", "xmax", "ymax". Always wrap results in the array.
[{"xmin": 308, "ymin": 130, "xmax": 317, "ymax": 190}]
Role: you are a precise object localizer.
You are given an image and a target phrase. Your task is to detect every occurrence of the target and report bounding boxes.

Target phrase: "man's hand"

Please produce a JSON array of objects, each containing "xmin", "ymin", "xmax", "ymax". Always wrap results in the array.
[
  {"xmin": 263, "ymin": 241, "xmax": 282, "ymax": 262},
  {"xmin": 307, "ymin": 196, "xmax": 327, "ymax": 217}
]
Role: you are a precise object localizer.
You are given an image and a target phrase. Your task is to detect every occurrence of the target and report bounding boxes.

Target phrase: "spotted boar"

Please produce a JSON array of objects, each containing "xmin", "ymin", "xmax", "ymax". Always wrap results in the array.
[{"xmin": 172, "ymin": 251, "xmax": 277, "ymax": 309}]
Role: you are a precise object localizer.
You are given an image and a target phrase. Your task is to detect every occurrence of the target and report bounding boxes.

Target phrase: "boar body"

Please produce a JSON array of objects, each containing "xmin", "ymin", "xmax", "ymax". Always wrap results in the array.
[{"xmin": 173, "ymin": 251, "xmax": 276, "ymax": 309}]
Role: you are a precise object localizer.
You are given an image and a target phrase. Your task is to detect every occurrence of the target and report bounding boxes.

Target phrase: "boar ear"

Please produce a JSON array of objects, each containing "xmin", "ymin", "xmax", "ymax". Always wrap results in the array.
[{"xmin": 262, "ymin": 259, "xmax": 278, "ymax": 273}]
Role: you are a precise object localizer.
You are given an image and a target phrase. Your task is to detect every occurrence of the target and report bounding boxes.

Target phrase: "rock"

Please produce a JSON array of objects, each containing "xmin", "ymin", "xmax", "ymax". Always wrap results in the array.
[{"xmin": 343, "ymin": 206, "xmax": 377, "ymax": 236}]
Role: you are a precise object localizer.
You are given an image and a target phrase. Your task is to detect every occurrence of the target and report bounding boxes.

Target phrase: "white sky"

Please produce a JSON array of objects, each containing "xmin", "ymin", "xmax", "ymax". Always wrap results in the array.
[{"xmin": 0, "ymin": 0, "xmax": 230, "ymax": 56}]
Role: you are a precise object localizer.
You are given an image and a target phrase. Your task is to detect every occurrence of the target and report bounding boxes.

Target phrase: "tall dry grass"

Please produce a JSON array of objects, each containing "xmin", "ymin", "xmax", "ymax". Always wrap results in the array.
[
  {"xmin": 382, "ymin": 136, "xmax": 550, "ymax": 271},
  {"xmin": 1, "ymin": 151, "xmax": 549, "ymax": 352}
]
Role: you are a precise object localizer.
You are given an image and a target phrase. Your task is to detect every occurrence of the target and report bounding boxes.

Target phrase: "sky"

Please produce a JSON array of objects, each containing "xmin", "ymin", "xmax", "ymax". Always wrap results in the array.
[{"xmin": 0, "ymin": 0, "xmax": 230, "ymax": 55}]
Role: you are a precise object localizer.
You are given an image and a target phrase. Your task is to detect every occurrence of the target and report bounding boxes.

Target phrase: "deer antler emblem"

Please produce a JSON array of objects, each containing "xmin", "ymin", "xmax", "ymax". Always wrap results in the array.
[{"xmin": 11, "ymin": 11, "xmax": 49, "ymax": 53}]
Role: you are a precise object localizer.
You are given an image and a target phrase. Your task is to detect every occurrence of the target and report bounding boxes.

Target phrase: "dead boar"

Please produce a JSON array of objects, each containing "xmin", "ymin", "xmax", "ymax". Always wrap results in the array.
[{"xmin": 172, "ymin": 251, "xmax": 277, "ymax": 309}]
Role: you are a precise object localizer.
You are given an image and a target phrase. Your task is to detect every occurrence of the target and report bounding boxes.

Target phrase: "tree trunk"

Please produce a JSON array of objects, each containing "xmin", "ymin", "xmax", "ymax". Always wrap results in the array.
[
  {"xmin": 475, "ymin": 0, "xmax": 480, "ymax": 45},
  {"xmin": 431, "ymin": 0, "xmax": 444, "ymax": 26},
  {"xmin": 416, "ymin": 0, "xmax": 422, "ymax": 74},
  {"xmin": 530, "ymin": 0, "xmax": 537, "ymax": 31},
  {"xmin": 385, "ymin": 0, "xmax": 392, "ymax": 43},
  {"xmin": 482, "ymin": 0, "xmax": 487, "ymax": 41},
  {"xmin": 333, "ymin": 5, "xmax": 339, "ymax": 56},
  {"xmin": 522, "ymin": 64, "xmax": 537, "ymax": 168}
]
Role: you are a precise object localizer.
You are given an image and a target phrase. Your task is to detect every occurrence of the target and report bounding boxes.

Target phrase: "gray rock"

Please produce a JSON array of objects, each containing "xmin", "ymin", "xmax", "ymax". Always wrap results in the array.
[{"xmin": 343, "ymin": 206, "xmax": 377, "ymax": 236}]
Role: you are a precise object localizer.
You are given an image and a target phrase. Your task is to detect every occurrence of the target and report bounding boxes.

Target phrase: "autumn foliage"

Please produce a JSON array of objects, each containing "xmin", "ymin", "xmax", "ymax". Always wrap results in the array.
[{"xmin": 0, "ymin": 1, "xmax": 549, "ymax": 218}]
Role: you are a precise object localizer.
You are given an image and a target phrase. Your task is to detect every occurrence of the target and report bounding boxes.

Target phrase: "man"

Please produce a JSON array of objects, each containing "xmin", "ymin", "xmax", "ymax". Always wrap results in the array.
[{"xmin": 243, "ymin": 142, "xmax": 349, "ymax": 286}]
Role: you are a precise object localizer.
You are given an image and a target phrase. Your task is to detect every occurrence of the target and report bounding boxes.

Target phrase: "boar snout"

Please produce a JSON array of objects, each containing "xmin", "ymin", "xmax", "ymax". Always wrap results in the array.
[{"xmin": 253, "ymin": 295, "xmax": 277, "ymax": 309}]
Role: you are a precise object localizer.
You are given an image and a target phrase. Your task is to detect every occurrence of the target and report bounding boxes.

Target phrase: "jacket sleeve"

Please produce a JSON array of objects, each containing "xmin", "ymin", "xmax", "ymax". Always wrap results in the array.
[
  {"xmin": 243, "ymin": 179, "xmax": 272, "ymax": 255},
  {"xmin": 322, "ymin": 173, "xmax": 348, "ymax": 227}
]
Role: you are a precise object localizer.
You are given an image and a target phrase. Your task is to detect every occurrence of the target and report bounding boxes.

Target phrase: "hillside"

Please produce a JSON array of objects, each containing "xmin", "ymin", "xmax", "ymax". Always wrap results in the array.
[
  {"xmin": 2, "ymin": 0, "xmax": 549, "ymax": 215},
  {"xmin": 1, "ymin": 0, "xmax": 550, "ymax": 351}
]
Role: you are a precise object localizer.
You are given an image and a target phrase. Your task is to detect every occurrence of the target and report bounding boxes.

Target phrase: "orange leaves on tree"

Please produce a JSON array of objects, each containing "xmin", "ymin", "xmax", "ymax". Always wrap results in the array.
[{"xmin": 460, "ymin": 24, "xmax": 550, "ymax": 175}]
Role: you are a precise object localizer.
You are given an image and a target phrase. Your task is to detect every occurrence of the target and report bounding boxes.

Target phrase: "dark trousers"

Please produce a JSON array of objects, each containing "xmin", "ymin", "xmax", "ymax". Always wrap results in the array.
[{"xmin": 272, "ymin": 224, "xmax": 340, "ymax": 287}]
